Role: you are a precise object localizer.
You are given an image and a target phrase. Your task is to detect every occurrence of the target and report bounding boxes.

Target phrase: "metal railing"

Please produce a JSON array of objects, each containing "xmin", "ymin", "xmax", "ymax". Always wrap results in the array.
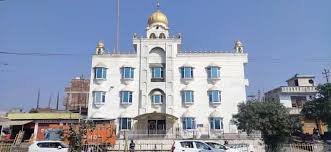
[
  {"xmin": 119, "ymin": 129, "xmax": 262, "ymax": 140},
  {"xmin": 280, "ymin": 86, "xmax": 317, "ymax": 93},
  {"xmin": 0, "ymin": 142, "xmax": 29, "ymax": 152},
  {"xmin": 78, "ymin": 143, "xmax": 171, "ymax": 152},
  {"xmin": 288, "ymin": 107, "xmax": 302, "ymax": 115},
  {"xmin": 264, "ymin": 143, "xmax": 327, "ymax": 152},
  {"xmin": 77, "ymin": 143, "xmax": 329, "ymax": 152}
]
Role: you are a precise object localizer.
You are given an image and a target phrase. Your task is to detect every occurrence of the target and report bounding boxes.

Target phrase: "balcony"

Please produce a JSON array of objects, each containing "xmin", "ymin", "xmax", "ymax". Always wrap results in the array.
[
  {"xmin": 280, "ymin": 86, "xmax": 317, "ymax": 93},
  {"xmin": 288, "ymin": 107, "xmax": 302, "ymax": 115}
]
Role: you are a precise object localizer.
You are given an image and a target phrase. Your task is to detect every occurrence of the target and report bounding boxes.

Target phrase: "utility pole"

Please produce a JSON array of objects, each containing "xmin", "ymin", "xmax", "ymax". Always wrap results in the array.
[
  {"xmin": 322, "ymin": 68, "xmax": 330, "ymax": 83},
  {"xmin": 48, "ymin": 94, "xmax": 52, "ymax": 109},
  {"xmin": 115, "ymin": 0, "xmax": 120, "ymax": 54},
  {"xmin": 36, "ymin": 88, "xmax": 40, "ymax": 110},
  {"xmin": 56, "ymin": 91, "xmax": 60, "ymax": 110}
]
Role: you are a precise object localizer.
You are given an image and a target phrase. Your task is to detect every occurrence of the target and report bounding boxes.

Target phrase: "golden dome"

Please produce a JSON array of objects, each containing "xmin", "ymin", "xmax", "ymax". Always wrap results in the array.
[{"xmin": 147, "ymin": 10, "xmax": 168, "ymax": 26}]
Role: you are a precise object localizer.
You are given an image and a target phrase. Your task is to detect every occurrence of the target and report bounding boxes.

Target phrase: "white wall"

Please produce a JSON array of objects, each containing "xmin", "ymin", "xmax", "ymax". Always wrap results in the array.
[{"xmin": 279, "ymin": 94, "xmax": 292, "ymax": 108}]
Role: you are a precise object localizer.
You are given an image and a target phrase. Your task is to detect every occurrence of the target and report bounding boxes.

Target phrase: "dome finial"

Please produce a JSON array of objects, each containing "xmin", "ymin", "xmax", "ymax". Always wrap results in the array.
[{"xmin": 156, "ymin": 1, "xmax": 160, "ymax": 10}]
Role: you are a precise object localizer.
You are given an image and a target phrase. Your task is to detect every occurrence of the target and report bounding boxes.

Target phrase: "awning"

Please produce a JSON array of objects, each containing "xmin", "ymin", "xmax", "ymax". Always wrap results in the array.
[
  {"xmin": 182, "ymin": 110, "xmax": 195, "ymax": 118},
  {"xmin": 0, "ymin": 120, "xmax": 32, "ymax": 127},
  {"xmin": 120, "ymin": 111, "xmax": 131, "ymax": 118},
  {"xmin": 149, "ymin": 63, "xmax": 165, "ymax": 67},
  {"xmin": 209, "ymin": 110, "xmax": 222, "ymax": 118},
  {"xmin": 134, "ymin": 111, "xmax": 178, "ymax": 120}
]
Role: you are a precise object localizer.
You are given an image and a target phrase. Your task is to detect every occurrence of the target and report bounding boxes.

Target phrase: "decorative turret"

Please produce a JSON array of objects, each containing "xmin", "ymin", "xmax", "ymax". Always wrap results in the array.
[
  {"xmin": 234, "ymin": 40, "xmax": 244, "ymax": 53},
  {"xmin": 146, "ymin": 2, "xmax": 169, "ymax": 39},
  {"xmin": 96, "ymin": 40, "xmax": 105, "ymax": 55}
]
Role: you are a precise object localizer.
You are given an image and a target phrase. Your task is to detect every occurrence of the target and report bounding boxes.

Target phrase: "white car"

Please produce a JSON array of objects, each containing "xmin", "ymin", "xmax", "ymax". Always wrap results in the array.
[
  {"xmin": 171, "ymin": 140, "xmax": 225, "ymax": 152},
  {"xmin": 205, "ymin": 142, "xmax": 239, "ymax": 152},
  {"xmin": 28, "ymin": 141, "xmax": 69, "ymax": 152}
]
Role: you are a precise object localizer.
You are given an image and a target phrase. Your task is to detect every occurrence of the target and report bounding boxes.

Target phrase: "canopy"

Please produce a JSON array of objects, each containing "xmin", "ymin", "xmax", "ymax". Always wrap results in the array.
[
  {"xmin": 134, "ymin": 111, "xmax": 177, "ymax": 120},
  {"xmin": 0, "ymin": 120, "xmax": 32, "ymax": 127}
]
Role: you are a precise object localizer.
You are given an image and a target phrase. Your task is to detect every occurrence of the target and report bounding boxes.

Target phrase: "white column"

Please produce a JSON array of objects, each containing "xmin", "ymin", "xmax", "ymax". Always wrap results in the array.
[{"xmin": 33, "ymin": 122, "xmax": 39, "ymax": 141}]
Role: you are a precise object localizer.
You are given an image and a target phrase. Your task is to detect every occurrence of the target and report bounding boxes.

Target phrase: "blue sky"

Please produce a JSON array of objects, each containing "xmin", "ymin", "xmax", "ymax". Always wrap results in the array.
[{"xmin": 0, "ymin": 0, "xmax": 330, "ymax": 111}]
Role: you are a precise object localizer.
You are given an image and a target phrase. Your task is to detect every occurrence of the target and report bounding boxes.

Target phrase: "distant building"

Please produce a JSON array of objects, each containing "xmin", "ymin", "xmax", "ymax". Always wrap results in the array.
[
  {"xmin": 1, "ymin": 112, "xmax": 80, "ymax": 141},
  {"xmin": 87, "ymin": 6, "xmax": 249, "ymax": 139},
  {"xmin": 64, "ymin": 77, "xmax": 89, "ymax": 115},
  {"xmin": 264, "ymin": 74, "xmax": 317, "ymax": 115},
  {"xmin": 264, "ymin": 74, "xmax": 328, "ymax": 134}
]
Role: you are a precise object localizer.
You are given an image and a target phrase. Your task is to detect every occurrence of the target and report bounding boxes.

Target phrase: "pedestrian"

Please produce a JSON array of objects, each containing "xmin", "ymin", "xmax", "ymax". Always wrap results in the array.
[
  {"xmin": 129, "ymin": 140, "xmax": 135, "ymax": 152},
  {"xmin": 224, "ymin": 140, "xmax": 228, "ymax": 146}
]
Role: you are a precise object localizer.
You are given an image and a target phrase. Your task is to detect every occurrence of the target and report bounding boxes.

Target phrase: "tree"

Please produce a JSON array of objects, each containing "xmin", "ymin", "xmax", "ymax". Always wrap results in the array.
[
  {"xmin": 301, "ymin": 83, "xmax": 331, "ymax": 132},
  {"xmin": 232, "ymin": 101, "xmax": 291, "ymax": 147},
  {"xmin": 68, "ymin": 121, "xmax": 96, "ymax": 152}
]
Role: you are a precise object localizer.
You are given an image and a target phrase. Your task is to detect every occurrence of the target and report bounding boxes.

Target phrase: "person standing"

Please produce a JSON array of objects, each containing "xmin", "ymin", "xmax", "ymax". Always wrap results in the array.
[{"xmin": 129, "ymin": 140, "xmax": 135, "ymax": 152}]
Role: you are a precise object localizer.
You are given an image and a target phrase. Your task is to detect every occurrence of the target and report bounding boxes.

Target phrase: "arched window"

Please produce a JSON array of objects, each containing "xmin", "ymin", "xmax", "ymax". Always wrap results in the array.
[
  {"xmin": 150, "ymin": 89, "xmax": 165, "ymax": 104},
  {"xmin": 149, "ymin": 33, "xmax": 156, "ymax": 39},
  {"xmin": 159, "ymin": 33, "xmax": 166, "ymax": 39}
]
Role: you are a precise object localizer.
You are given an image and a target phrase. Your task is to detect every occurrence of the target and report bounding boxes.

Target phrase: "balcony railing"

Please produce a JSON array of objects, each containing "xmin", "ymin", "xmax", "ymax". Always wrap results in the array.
[
  {"xmin": 280, "ymin": 86, "xmax": 317, "ymax": 93},
  {"xmin": 288, "ymin": 107, "xmax": 302, "ymax": 115}
]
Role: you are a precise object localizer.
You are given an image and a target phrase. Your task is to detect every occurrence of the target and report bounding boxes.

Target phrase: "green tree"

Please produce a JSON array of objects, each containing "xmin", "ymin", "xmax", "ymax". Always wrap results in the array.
[
  {"xmin": 68, "ymin": 121, "xmax": 96, "ymax": 152},
  {"xmin": 301, "ymin": 83, "xmax": 331, "ymax": 131},
  {"xmin": 232, "ymin": 101, "xmax": 291, "ymax": 147}
]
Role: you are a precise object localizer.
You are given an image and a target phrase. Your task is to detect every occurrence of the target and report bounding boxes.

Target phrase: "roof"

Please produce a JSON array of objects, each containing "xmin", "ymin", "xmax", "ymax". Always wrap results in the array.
[
  {"xmin": 134, "ymin": 111, "xmax": 177, "ymax": 120},
  {"xmin": 0, "ymin": 117, "xmax": 8, "ymax": 122},
  {"xmin": 0, "ymin": 120, "xmax": 32, "ymax": 127},
  {"xmin": 7, "ymin": 112, "xmax": 80, "ymax": 120},
  {"xmin": 286, "ymin": 74, "xmax": 315, "ymax": 82}
]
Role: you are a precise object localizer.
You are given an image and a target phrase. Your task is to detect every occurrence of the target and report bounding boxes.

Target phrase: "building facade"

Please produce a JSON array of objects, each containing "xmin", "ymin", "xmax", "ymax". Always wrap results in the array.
[
  {"xmin": 88, "ymin": 8, "xmax": 248, "ymax": 138},
  {"xmin": 264, "ymin": 74, "xmax": 329, "ymax": 134},
  {"xmin": 264, "ymin": 74, "xmax": 317, "ymax": 115},
  {"xmin": 64, "ymin": 77, "xmax": 90, "ymax": 115}
]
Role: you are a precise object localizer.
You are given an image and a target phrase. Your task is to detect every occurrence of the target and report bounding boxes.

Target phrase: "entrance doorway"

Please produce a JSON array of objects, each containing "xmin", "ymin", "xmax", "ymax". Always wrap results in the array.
[{"xmin": 148, "ymin": 120, "xmax": 166, "ymax": 134}]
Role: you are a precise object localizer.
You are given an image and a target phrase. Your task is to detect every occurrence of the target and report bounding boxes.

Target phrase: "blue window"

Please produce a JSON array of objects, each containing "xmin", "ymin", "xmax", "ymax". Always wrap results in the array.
[
  {"xmin": 120, "ymin": 91, "xmax": 133, "ymax": 104},
  {"xmin": 181, "ymin": 91, "xmax": 194, "ymax": 103},
  {"xmin": 210, "ymin": 117, "xmax": 223, "ymax": 130},
  {"xmin": 152, "ymin": 95, "xmax": 163, "ymax": 104},
  {"xmin": 181, "ymin": 67, "xmax": 193, "ymax": 79},
  {"xmin": 182, "ymin": 117, "xmax": 196, "ymax": 130},
  {"xmin": 152, "ymin": 67, "xmax": 164, "ymax": 79},
  {"xmin": 207, "ymin": 66, "xmax": 220, "ymax": 79},
  {"xmin": 121, "ymin": 67, "xmax": 134, "ymax": 79},
  {"xmin": 93, "ymin": 91, "xmax": 106, "ymax": 104},
  {"xmin": 208, "ymin": 90, "xmax": 221, "ymax": 103},
  {"xmin": 119, "ymin": 118, "xmax": 132, "ymax": 130},
  {"xmin": 94, "ymin": 67, "xmax": 107, "ymax": 79}
]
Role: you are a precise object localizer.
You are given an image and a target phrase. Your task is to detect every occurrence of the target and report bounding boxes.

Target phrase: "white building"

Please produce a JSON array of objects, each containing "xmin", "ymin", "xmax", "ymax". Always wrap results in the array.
[
  {"xmin": 264, "ymin": 74, "xmax": 317, "ymax": 115},
  {"xmin": 88, "ymin": 8, "xmax": 248, "ymax": 138}
]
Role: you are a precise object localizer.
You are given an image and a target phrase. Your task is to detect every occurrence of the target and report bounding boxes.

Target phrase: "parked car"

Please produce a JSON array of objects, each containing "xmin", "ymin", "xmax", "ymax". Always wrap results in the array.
[
  {"xmin": 205, "ymin": 142, "xmax": 239, "ymax": 152},
  {"xmin": 171, "ymin": 140, "xmax": 225, "ymax": 152},
  {"xmin": 28, "ymin": 140, "xmax": 69, "ymax": 152}
]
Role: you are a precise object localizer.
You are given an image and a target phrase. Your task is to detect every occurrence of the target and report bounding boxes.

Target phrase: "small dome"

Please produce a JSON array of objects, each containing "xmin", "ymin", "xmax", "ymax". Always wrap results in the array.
[
  {"xmin": 235, "ymin": 40, "xmax": 243, "ymax": 47},
  {"xmin": 147, "ymin": 10, "xmax": 168, "ymax": 26},
  {"xmin": 97, "ymin": 40, "xmax": 105, "ymax": 48}
]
